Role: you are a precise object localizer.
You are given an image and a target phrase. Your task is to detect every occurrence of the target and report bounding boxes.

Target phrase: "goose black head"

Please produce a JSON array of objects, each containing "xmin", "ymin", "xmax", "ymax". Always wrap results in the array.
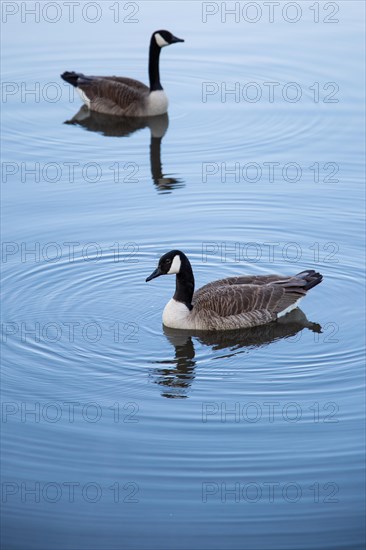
[
  {"xmin": 153, "ymin": 30, "xmax": 184, "ymax": 48},
  {"xmin": 146, "ymin": 250, "xmax": 185, "ymax": 282}
]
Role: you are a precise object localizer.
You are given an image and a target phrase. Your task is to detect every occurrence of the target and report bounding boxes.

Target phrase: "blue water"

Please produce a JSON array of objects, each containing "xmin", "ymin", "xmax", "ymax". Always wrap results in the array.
[{"xmin": 1, "ymin": 1, "xmax": 365, "ymax": 549}]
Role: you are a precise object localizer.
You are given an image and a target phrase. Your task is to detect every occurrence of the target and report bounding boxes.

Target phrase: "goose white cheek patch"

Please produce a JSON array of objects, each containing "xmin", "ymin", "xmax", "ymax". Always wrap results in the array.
[
  {"xmin": 167, "ymin": 255, "xmax": 181, "ymax": 274},
  {"xmin": 155, "ymin": 33, "xmax": 169, "ymax": 47}
]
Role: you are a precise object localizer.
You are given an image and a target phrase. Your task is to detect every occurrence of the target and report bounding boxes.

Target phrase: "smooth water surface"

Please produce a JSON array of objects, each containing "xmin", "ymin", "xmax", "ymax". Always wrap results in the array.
[{"xmin": 1, "ymin": 1, "xmax": 365, "ymax": 549}]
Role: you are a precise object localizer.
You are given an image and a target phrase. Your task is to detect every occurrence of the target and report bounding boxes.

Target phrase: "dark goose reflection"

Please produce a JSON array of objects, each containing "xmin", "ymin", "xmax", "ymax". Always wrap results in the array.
[
  {"xmin": 151, "ymin": 309, "xmax": 322, "ymax": 399},
  {"xmin": 64, "ymin": 106, "xmax": 183, "ymax": 192}
]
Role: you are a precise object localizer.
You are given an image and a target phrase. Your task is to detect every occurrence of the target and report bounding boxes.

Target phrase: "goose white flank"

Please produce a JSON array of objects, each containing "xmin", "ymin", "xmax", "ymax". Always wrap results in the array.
[
  {"xmin": 61, "ymin": 30, "xmax": 184, "ymax": 117},
  {"xmin": 146, "ymin": 250, "xmax": 323, "ymax": 331}
]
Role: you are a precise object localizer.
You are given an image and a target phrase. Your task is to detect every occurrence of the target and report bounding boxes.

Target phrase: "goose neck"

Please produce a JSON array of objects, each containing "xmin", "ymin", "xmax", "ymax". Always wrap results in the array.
[
  {"xmin": 149, "ymin": 38, "xmax": 163, "ymax": 91},
  {"xmin": 173, "ymin": 263, "xmax": 195, "ymax": 310}
]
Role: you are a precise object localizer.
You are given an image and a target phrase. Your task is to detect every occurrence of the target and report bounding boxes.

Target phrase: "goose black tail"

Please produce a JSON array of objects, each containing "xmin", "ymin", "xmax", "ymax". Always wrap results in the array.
[
  {"xmin": 296, "ymin": 270, "xmax": 323, "ymax": 290},
  {"xmin": 61, "ymin": 71, "xmax": 83, "ymax": 87}
]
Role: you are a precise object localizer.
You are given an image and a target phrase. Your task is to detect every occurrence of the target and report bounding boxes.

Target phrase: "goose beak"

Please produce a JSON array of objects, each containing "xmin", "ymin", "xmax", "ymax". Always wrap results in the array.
[
  {"xmin": 170, "ymin": 35, "xmax": 184, "ymax": 44},
  {"xmin": 146, "ymin": 267, "xmax": 163, "ymax": 282}
]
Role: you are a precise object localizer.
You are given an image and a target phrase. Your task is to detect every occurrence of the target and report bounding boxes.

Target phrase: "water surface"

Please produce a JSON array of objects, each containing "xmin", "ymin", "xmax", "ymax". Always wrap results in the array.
[{"xmin": 1, "ymin": 2, "xmax": 365, "ymax": 549}]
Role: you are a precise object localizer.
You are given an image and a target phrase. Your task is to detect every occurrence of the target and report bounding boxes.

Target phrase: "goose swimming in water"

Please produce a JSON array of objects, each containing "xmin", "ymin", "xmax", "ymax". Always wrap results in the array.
[
  {"xmin": 146, "ymin": 250, "xmax": 323, "ymax": 331},
  {"xmin": 61, "ymin": 30, "xmax": 184, "ymax": 117}
]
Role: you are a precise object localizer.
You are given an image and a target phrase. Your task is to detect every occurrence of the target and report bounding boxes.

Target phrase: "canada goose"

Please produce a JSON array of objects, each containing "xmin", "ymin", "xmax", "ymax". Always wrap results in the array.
[
  {"xmin": 61, "ymin": 30, "xmax": 184, "ymax": 117},
  {"xmin": 146, "ymin": 250, "xmax": 323, "ymax": 331}
]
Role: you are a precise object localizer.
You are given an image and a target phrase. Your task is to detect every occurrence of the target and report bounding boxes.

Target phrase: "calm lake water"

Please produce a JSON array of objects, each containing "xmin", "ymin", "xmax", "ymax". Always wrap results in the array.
[{"xmin": 1, "ymin": 1, "xmax": 365, "ymax": 549}]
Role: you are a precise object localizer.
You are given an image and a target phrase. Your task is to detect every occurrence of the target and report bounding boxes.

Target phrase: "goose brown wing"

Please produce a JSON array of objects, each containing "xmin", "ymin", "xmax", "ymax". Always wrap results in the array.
[
  {"xmin": 101, "ymin": 76, "xmax": 149, "ymax": 92},
  {"xmin": 193, "ymin": 278, "xmax": 308, "ymax": 319},
  {"xmin": 194, "ymin": 274, "xmax": 288, "ymax": 300},
  {"xmin": 77, "ymin": 76, "xmax": 149, "ymax": 113}
]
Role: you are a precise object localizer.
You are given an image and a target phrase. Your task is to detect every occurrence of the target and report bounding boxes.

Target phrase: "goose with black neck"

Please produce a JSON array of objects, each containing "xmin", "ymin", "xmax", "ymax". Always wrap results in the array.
[
  {"xmin": 146, "ymin": 250, "xmax": 323, "ymax": 331},
  {"xmin": 61, "ymin": 30, "xmax": 184, "ymax": 117}
]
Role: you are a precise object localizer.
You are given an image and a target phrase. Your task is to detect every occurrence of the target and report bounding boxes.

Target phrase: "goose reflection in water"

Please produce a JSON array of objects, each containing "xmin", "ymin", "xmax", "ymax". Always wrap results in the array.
[
  {"xmin": 64, "ymin": 107, "xmax": 183, "ymax": 192},
  {"xmin": 151, "ymin": 309, "xmax": 322, "ymax": 399}
]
